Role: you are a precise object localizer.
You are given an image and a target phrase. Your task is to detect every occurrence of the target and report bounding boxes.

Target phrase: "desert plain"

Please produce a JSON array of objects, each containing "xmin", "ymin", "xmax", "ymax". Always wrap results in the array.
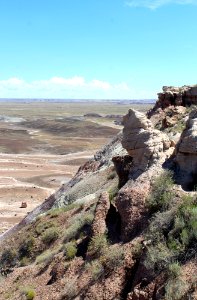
[{"xmin": 0, "ymin": 100, "xmax": 152, "ymax": 233}]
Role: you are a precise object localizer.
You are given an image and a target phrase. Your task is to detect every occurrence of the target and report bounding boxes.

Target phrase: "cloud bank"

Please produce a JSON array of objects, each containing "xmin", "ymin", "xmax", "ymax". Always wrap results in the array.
[
  {"xmin": 0, "ymin": 76, "xmax": 138, "ymax": 99},
  {"xmin": 125, "ymin": 0, "xmax": 197, "ymax": 9}
]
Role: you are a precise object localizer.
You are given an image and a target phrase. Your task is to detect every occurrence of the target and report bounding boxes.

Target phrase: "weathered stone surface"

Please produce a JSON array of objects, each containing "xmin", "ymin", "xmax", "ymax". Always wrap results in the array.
[
  {"xmin": 116, "ymin": 179, "xmax": 150, "ymax": 240},
  {"xmin": 121, "ymin": 109, "xmax": 172, "ymax": 175},
  {"xmin": 112, "ymin": 155, "xmax": 133, "ymax": 188},
  {"xmin": 175, "ymin": 110, "xmax": 197, "ymax": 189},
  {"xmin": 149, "ymin": 85, "xmax": 197, "ymax": 115},
  {"xmin": 149, "ymin": 105, "xmax": 186, "ymax": 129},
  {"xmin": 115, "ymin": 109, "xmax": 174, "ymax": 241}
]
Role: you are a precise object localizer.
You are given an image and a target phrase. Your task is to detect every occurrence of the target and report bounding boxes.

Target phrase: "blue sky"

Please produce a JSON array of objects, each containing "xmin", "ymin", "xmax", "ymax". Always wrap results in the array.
[{"xmin": 0, "ymin": 0, "xmax": 197, "ymax": 99}]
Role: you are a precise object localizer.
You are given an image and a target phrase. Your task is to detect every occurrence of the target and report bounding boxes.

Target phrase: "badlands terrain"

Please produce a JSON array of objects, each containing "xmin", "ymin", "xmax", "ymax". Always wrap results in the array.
[
  {"xmin": 0, "ymin": 88, "xmax": 196, "ymax": 299},
  {"xmin": 0, "ymin": 101, "xmax": 152, "ymax": 233}
]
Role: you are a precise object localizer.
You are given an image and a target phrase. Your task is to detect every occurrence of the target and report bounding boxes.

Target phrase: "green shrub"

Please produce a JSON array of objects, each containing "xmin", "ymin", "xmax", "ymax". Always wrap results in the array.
[
  {"xmin": 82, "ymin": 212, "xmax": 94, "ymax": 225},
  {"xmin": 21, "ymin": 287, "xmax": 36, "ymax": 300},
  {"xmin": 165, "ymin": 278, "xmax": 189, "ymax": 300},
  {"xmin": 64, "ymin": 212, "xmax": 94, "ymax": 243},
  {"xmin": 167, "ymin": 262, "xmax": 181, "ymax": 279},
  {"xmin": 100, "ymin": 246, "xmax": 124, "ymax": 270},
  {"xmin": 60, "ymin": 277, "xmax": 78, "ymax": 300},
  {"xmin": 19, "ymin": 236, "xmax": 35, "ymax": 258},
  {"xmin": 64, "ymin": 242, "xmax": 77, "ymax": 260},
  {"xmin": 64, "ymin": 220, "xmax": 82, "ymax": 242},
  {"xmin": 35, "ymin": 220, "xmax": 57, "ymax": 235},
  {"xmin": 88, "ymin": 234, "xmax": 108, "ymax": 257},
  {"xmin": 85, "ymin": 260, "xmax": 104, "ymax": 280},
  {"xmin": 41, "ymin": 227, "xmax": 59, "ymax": 245},
  {"xmin": 47, "ymin": 203, "xmax": 81, "ymax": 218},
  {"xmin": 147, "ymin": 170, "xmax": 174, "ymax": 213},
  {"xmin": 167, "ymin": 195, "xmax": 197, "ymax": 254},
  {"xmin": 0, "ymin": 248, "xmax": 17, "ymax": 267},
  {"xmin": 36, "ymin": 249, "xmax": 57, "ymax": 265},
  {"xmin": 20, "ymin": 257, "xmax": 30, "ymax": 267},
  {"xmin": 144, "ymin": 242, "xmax": 173, "ymax": 272},
  {"xmin": 108, "ymin": 185, "xmax": 119, "ymax": 203}
]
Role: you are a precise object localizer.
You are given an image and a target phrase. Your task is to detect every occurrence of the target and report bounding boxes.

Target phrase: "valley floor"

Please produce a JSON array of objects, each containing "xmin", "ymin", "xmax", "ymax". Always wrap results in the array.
[{"xmin": 0, "ymin": 151, "xmax": 93, "ymax": 234}]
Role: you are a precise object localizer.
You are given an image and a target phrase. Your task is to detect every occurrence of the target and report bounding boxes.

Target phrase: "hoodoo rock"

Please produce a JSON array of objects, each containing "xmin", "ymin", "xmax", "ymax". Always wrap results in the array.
[
  {"xmin": 115, "ymin": 109, "xmax": 174, "ymax": 241},
  {"xmin": 175, "ymin": 109, "xmax": 197, "ymax": 190},
  {"xmin": 121, "ymin": 109, "xmax": 172, "ymax": 176}
]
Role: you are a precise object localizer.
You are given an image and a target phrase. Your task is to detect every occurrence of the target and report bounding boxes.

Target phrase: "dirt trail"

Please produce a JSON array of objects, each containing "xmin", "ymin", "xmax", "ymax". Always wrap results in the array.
[{"xmin": 0, "ymin": 151, "xmax": 93, "ymax": 234}]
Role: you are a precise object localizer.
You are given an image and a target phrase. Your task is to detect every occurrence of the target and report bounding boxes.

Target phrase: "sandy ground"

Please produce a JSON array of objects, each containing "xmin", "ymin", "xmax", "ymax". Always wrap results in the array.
[{"xmin": 0, "ymin": 151, "xmax": 93, "ymax": 234}]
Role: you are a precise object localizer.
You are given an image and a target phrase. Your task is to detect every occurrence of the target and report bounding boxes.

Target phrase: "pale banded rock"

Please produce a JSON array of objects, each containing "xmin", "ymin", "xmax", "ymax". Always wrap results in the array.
[{"xmin": 121, "ymin": 109, "xmax": 172, "ymax": 174}]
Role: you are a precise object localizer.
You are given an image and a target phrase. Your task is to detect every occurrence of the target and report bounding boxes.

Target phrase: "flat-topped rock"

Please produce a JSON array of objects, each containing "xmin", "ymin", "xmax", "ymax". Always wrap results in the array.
[{"xmin": 154, "ymin": 85, "xmax": 197, "ymax": 110}]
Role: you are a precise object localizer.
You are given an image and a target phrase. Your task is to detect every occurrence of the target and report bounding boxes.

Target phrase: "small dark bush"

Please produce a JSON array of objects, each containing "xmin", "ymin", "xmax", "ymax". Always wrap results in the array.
[
  {"xmin": 147, "ymin": 170, "xmax": 174, "ymax": 213},
  {"xmin": 19, "ymin": 236, "xmax": 35, "ymax": 258},
  {"xmin": 64, "ymin": 241, "xmax": 77, "ymax": 260},
  {"xmin": 35, "ymin": 220, "xmax": 57, "ymax": 235},
  {"xmin": 41, "ymin": 227, "xmax": 59, "ymax": 245},
  {"xmin": 0, "ymin": 248, "xmax": 17, "ymax": 268},
  {"xmin": 88, "ymin": 234, "xmax": 108, "ymax": 258}
]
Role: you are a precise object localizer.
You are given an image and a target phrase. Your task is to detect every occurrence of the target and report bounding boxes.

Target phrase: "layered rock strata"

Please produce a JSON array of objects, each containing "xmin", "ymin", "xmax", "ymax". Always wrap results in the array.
[{"xmin": 154, "ymin": 85, "xmax": 197, "ymax": 111}]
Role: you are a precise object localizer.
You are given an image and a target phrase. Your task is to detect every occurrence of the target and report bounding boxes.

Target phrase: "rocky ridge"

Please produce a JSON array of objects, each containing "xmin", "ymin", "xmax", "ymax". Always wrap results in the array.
[{"xmin": 0, "ymin": 86, "xmax": 197, "ymax": 300}]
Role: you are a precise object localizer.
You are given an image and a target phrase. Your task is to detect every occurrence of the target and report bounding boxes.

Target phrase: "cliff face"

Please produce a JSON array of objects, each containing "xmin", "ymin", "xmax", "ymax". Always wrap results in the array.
[
  {"xmin": 0, "ymin": 88, "xmax": 197, "ymax": 300},
  {"xmin": 153, "ymin": 85, "xmax": 197, "ymax": 111}
]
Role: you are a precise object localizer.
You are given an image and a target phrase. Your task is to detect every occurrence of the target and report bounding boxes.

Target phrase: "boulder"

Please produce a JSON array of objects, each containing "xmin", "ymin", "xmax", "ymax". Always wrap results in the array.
[
  {"xmin": 20, "ymin": 202, "xmax": 27, "ymax": 208},
  {"xmin": 121, "ymin": 109, "xmax": 171, "ymax": 175}
]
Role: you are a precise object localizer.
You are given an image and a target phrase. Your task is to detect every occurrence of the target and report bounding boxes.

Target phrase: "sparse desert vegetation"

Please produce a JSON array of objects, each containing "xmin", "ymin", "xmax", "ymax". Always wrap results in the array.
[
  {"xmin": 1, "ymin": 94, "xmax": 196, "ymax": 299},
  {"xmin": 0, "ymin": 101, "xmax": 152, "ymax": 234}
]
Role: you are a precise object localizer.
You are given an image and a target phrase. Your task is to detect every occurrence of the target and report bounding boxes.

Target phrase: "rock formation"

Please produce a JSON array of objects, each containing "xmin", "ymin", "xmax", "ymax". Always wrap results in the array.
[
  {"xmin": 175, "ymin": 109, "xmax": 197, "ymax": 190},
  {"xmin": 115, "ymin": 109, "xmax": 174, "ymax": 241},
  {"xmin": 121, "ymin": 109, "xmax": 172, "ymax": 176},
  {"xmin": 0, "ymin": 91, "xmax": 197, "ymax": 300},
  {"xmin": 153, "ymin": 85, "xmax": 197, "ymax": 111}
]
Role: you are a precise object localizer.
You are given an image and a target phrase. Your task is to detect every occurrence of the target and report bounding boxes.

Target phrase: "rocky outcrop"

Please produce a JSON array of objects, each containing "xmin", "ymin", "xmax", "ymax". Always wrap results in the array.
[
  {"xmin": 147, "ymin": 85, "xmax": 197, "ymax": 134},
  {"xmin": 112, "ymin": 155, "xmax": 133, "ymax": 188},
  {"xmin": 175, "ymin": 109, "xmax": 197, "ymax": 190},
  {"xmin": 121, "ymin": 109, "xmax": 172, "ymax": 177},
  {"xmin": 152, "ymin": 85, "xmax": 197, "ymax": 111},
  {"xmin": 149, "ymin": 105, "xmax": 186, "ymax": 129},
  {"xmin": 115, "ymin": 109, "xmax": 174, "ymax": 241}
]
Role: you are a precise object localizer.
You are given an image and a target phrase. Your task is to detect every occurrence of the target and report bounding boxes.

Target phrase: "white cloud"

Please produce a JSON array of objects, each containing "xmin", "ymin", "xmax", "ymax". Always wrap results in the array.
[
  {"xmin": 0, "ymin": 76, "xmax": 147, "ymax": 99},
  {"xmin": 125, "ymin": 0, "xmax": 197, "ymax": 9},
  {"xmin": 90, "ymin": 79, "xmax": 111, "ymax": 90}
]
